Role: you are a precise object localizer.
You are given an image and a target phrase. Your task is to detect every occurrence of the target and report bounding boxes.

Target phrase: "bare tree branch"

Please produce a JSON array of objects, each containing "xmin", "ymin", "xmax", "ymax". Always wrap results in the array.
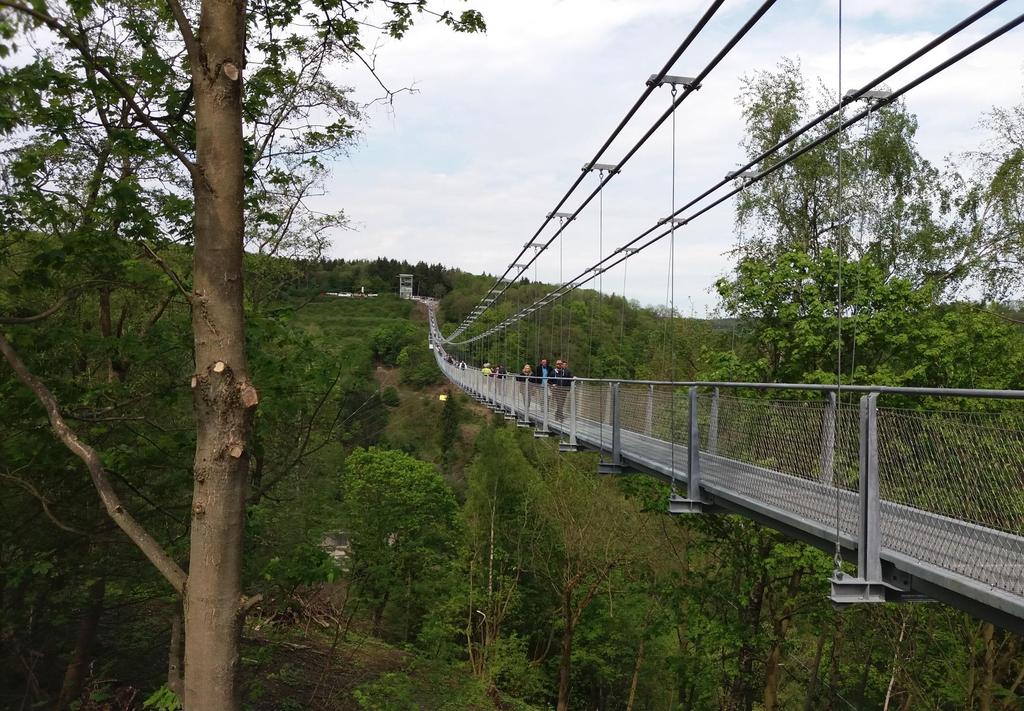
[
  {"xmin": 0, "ymin": 0, "xmax": 200, "ymax": 177},
  {"xmin": 0, "ymin": 295, "xmax": 72, "ymax": 324},
  {"xmin": 140, "ymin": 289, "xmax": 181, "ymax": 337},
  {"xmin": 0, "ymin": 280, "xmax": 113, "ymax": 325},
  {"xmin": 1, "ymin": 471, "xmax": 88, "ymax": 535},
  {"xmin": 140, "ymin": 242, "xmax": 193, "ymax": 301},
  {"xmin": 0, "ymin": 330, "xmax": 187, "ymax": 596},
  {"xmin": 163, "ymin": 0, "xmax": 202, "ymax": 68}
]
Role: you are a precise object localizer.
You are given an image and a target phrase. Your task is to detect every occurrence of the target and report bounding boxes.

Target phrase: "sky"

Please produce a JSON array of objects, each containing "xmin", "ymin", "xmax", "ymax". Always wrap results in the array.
[{"xmin": 318, "ymin": 0, "xmax": 1023, "ymax": 314}]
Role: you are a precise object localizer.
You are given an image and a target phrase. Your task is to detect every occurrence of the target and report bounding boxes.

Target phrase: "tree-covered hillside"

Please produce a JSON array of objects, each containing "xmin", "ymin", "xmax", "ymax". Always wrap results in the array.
[{"xmin": 2, "ymin": 2, "xmax": 1023, "ymax": 704}]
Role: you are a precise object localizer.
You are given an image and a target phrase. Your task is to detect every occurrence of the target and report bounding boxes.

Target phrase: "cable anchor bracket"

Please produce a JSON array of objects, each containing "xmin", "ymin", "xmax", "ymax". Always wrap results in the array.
[
  {"xmin": 582, "ymin": 162, "xmax": 621, "ymax": 174},
  {"xmin": 647, "ymin": 74, "xmax": 701, "ymax": 90},
  {"xmin": 842, "ymin": 88, "xmax": 894, "ymax": 107},
  {"xmin": 658, "ymin": 216, "xmax": 688, "ymax": 227}
]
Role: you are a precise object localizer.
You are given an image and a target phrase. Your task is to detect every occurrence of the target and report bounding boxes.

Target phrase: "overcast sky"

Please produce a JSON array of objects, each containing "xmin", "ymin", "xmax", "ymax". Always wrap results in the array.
[{"xmin": 320, "ymin": 0, "xmax": 1023, "ymax": 314}]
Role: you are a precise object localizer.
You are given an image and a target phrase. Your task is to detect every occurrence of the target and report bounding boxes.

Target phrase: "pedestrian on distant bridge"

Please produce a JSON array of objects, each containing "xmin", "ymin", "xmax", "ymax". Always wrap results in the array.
[
  {"xmin": 538, "ymin": 358, "xmax": 553, "ymax": 385},
  {"xmin": 552, "ymin": 359, "xmax": 573, "ymax": 419}
]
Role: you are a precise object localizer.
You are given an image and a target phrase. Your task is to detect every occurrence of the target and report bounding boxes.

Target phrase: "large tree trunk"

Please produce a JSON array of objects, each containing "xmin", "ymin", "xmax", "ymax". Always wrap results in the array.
[
  {"xmin": 182, "ymin": 2, "xmax": 256, "ymax": 709},
  {"xmin": 625, "ymin": 636, "xmax": 646, "ymax": 711},
  {"xmin": 802, "ymin": 629, "xmax": 827, "ymax": 711},
  {"xmin": 727, "ymin": 570, "xmax": 767, "ymax": 711},
  {"xmin": 827, "ymin": 617, "xmax": 843, "ymax": 711},
  {"xmin": 763, "ymin": 568, "xmax": 803, "ymax": 711},
  {"xmin": 168, "ymin": 603, "xmax": 185, "ymax": 699},
  {"xmin": 980, "ymin": 622, "xmax": 995, "ymax": 711},
  {"xmin": 55, "ymin": 578, "xmax": 105, "ymax": 710},
  {"xmin": 556, "ymin": 595, "xmax": 575, "ymax": 711}
]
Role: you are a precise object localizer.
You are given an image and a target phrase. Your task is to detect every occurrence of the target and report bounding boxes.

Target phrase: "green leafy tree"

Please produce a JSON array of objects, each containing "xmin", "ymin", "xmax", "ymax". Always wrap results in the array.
[
  {"xmin": 372, "ymin": 321, "xmax": 418, "ymax": 364},
  {"xmin": 342, "ymin": 447, "xmax": 459, "ymax": 638},
  {"xmin": 398, "ymin": 342, "xmax": 442, "ymax": 387},
  {"xmin": 0, "ymin": 1, "xmax": 482, "ymax": 707},
  {"xmin": 439, "ymin": 390, "xmax": 461, "ymax": 454}
]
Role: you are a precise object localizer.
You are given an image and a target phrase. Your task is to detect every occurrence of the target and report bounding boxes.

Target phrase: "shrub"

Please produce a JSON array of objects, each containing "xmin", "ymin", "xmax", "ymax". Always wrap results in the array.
[
  {"xmin": 370, "ymin": 321, "xmax": 417, "ymax": 364},
  {"xmin": 381, "ymin": 386, "xmax": 401, "ymax": 407}
]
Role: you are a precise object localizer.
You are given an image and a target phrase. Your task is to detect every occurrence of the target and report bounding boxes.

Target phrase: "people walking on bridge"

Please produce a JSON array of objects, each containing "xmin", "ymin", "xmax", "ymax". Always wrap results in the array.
[
  {"xmin": 552, "ymin": 359, "xmax": 573, "ymax": 419},
  {"xmin": 538, "ymin": 358, "xmax": 553, "ymax": 385},
  {"xmin": 481, "ymin": 362, "xmax": 492, "ymax": 377},
  {"xmin": 518, "ymin": 363, "xmax": 533, "ymax": 382}
]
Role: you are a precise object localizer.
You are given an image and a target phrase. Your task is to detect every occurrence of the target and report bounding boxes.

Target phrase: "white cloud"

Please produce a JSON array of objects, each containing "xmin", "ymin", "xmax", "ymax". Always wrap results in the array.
[{"xmin": 321, "ymin": 0, "xmax": 1024, "ymax": 312}]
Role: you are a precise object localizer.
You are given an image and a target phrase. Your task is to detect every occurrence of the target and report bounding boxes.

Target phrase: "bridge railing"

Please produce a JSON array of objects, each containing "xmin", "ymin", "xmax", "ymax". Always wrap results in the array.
[
  {"xmin": 876, "ymin": 404, "xmax": 1024, "ymax": 594},
  {"xmin": 432, "ymin": 342, "xmax": 1024, "ymax": 612}
]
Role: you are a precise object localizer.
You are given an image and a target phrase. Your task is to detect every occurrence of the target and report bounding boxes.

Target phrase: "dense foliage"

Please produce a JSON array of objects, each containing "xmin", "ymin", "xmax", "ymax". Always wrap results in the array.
[{"xmin": 1, "ymin": 11, "xmax": 1022, "ymax": 709}]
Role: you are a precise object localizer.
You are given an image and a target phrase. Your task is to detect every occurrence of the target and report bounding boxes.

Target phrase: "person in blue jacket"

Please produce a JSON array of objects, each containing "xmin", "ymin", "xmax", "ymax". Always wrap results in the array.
[{"xmin": 537, "ymin": 358, "xmax": 554, "ymax": 385}]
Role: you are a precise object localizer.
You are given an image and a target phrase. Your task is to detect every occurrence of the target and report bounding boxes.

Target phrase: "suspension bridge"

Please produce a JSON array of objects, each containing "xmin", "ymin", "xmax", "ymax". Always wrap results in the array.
[
  {"xmin": 430, "ymin": 305, "xmax": 1024, "ymax": 633},
  {"xmin": 428, "ymin": 1, "xmax": 1024, "ymax": 631}
]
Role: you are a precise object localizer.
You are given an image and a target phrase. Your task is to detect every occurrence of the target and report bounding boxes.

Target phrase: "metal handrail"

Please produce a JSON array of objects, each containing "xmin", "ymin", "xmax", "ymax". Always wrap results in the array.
[{"xmin": 432, "ymin": 358, "xmax": 1024, "ymax": 400}]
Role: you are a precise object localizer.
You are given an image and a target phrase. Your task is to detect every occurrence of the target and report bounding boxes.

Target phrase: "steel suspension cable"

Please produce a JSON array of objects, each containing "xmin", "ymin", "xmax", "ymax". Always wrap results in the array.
[
  {"xmin": 444, "ymin": 0, "xmax": 772, "ymax": 342},
  {"xmin": 445, "ymin": 0, "xmax": 727, "ymax": 340},
  {"xmin": 453, "ymin": 8, "xmax": 1024, "ymax": 345},
  {"xmin": 560, "ymin": 230, "xmax": 565, "ymax": 358},
  {"xmin": 669, "ymin": 82, "xmax": 679, "ymax": 490},
  {"xmin": 587, "ymin": 180, "xmax": 604, "ymax": 377},
  {"xmin": 833, "ymin": 0, "xmax": 845, "ymax": 578},
  {"xmin": 848, "ymin": 101, "xmax": 877, "ymax": 382},
  {"xmin": 535, "ymin": 260, "xmax": 544, "ymax": 362},
  {"xmin": 619, "ymin": 260, "xmax": 628, "ymax": 350}
]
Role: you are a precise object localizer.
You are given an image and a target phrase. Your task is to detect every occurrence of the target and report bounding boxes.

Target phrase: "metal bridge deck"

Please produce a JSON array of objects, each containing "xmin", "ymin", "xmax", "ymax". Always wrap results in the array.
[
  {"xmin": 429, "ymin": 310, "xmax": 1024, "ymax": 631},
  {"xmin": 568, "ymin": 416, "xmax": 1024, "ymax": 622}
]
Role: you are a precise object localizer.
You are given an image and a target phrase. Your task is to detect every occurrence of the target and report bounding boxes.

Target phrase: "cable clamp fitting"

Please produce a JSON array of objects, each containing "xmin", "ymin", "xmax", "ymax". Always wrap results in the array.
[
  {"xmin": 659, "ymin": 216, "xmax": 688, "ymax": 226},
  {"xmin": 842, "ymin": 88, "xmax": 894, "ymax": 107},
  {"xmin": 582, "ymin": 162, "xmax": 621, "ymax": 174},
  {"xmin": 647, "ymin": 74, "xmax": 700, "ymax": 90}
]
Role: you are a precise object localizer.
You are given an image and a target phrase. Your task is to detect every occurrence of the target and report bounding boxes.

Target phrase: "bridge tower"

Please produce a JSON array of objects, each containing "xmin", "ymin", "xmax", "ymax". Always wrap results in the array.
[{"xmin": 398, "ymin": 274, "xmax": 413, "ymax": 299}]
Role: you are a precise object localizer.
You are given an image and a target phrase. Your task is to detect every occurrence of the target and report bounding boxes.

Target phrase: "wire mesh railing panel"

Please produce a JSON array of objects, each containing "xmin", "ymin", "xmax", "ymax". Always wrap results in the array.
[
  {"xmin": 574, "ymin": 381, "xmax": 612, "ymax": 452},
  {"xmin": 696, "ymin": 391, "xmax": 714, "ymax": 451},
  {"xmin": 524, "ymin": 385, "xmax": 540, "ymax": 424},
  {"xmin": 431, "ymin": 334, "xmax": 1024, "ymax": 608},
  {"xmin": 518, "ymin": 380, "xmax": 532, "ymax": 421},
  {"xmin": 877, "ymin": 407, "xmax": 1024, "ymax": 594},
  {"xmin": 709, "ymin": 396, "xmax": 847, "ymax": 484},
  {"xmin": 700, "ymin": 395, "xmax": 861, "ymax": 536},
  {"xmin": 550, "ymin": 385, "xmax": 571, "ymax": 429},
  {"xmin": 578, "ymin": 381, "xmax": 610, "ymax": 426},
  {"xmin": 648, "ymin": 385, "xmax": 688, "ymax": 445},
  {"xmin": 619, "ymin": 383, "xmax": 652, "ymax": 437}
]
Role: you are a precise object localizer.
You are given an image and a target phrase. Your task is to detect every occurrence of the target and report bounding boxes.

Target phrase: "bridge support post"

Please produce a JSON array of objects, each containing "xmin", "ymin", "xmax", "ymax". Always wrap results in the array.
[
  {"xmin": 819, "ymin": 391, "xmax": 836, "ymax": 485},
  {"xmin": 598, "ymin": 382, "xmax": 624, "ymax": 474},
  {"xmin": 489, "ymin": 376, "xmax": 504, "ymax": 414},
  {"xmin": 858, "ymin": 392, "xmax": 882, "ymax": 582},
  {"xmin": 669, "ymin": 386, "xmax": 706, "ymax": 514},
  {"xmin": 707, "ymin": 387, "xmax": 720, "ymax": 455},
  {"xmin": 535, "ymin": 384, "xmax": 553, "ymax": 437},
  {"xmin": 518, "ymin": 379, "xmax": 532, "ymax": 428},
  {"xmin": 560, "ymin": 380, "xmax": 579, "ymax": 452},
  {"xmin": 504, "ymin": 377, "xmax": 517, "ymax": 420},
  {"xmin": 644, "ymin": 384, "xmax": 654, "ymax": 438},
  {"xmin": 831, "ymin": 392, "xmax": 902, "ymax": 605},
  {"xmin": 687, "ymin": 386, "xmax": 702, "ymax": 494}
]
